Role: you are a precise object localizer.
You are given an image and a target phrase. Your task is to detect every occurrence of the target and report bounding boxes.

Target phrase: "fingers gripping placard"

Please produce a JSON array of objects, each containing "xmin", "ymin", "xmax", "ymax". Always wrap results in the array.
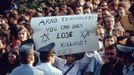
[{"xmin": 31, "ymin": 14, "xmax": 99, "ymax": 55}]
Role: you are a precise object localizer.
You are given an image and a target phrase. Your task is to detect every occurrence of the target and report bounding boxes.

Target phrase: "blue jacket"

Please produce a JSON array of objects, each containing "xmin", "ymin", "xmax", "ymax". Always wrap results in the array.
[
  {"xmin": 12, "ymin": 64, "xmax": 44, "ymax": 75},
  {"xmin": 36, "ymin": 63, "xmax": 63, "ymax": 75}
]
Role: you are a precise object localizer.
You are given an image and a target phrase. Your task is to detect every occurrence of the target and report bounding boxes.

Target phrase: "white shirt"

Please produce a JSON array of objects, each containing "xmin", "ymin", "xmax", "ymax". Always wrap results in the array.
[
  {"xmin": 36, "ymin": 63, "xmax": 63, "ymax": 75},
  {"xmin": 86, "ymin": 51, "xmax": 104, "ymax": 75},
  {"xmin": 54, "ymin": 52, "xmax": 94, "ymax": 75},
  {"xmin": 12, "ymin": 64, "xmax": 44, "ymax": 75},
  {"xmin": 123, "ymin": 65, "xmax": 134, "ymax": 75}
]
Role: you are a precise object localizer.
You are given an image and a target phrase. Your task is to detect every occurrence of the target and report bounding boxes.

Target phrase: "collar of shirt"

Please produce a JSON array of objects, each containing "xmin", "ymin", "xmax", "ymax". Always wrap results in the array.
[
  {"xmin": 124, "ymin": 65, "xmax": 134, "ymax": 72},
  {"xmin": 129, "ymin": 65, "xmax": 134, "ymax": 71},
  {"xmin": 42, "ymin": 62, "xmax": 52, "ymax": 66},
  {"xmin": 21, "ymin": 64, "xmax": 33, "ymax": 67}
]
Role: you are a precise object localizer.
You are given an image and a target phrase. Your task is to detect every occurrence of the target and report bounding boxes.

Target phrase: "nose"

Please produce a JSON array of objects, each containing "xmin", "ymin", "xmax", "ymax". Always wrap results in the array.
[{"xmin": 8, "ymin": 56, "xmax": 12, "ymax": 60}]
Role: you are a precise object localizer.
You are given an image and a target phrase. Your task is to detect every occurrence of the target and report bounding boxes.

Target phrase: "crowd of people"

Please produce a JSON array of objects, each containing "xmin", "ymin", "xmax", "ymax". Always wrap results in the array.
[{"xmin": 0, "ymin": 0, "xmax": 134, "ymax": 75}]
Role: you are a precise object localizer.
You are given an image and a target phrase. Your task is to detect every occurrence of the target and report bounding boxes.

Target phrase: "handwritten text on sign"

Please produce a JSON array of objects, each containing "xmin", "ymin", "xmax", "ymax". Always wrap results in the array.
[{"xmin": 31, "ymin": 14, "xmax": 99, "ymax": 55}]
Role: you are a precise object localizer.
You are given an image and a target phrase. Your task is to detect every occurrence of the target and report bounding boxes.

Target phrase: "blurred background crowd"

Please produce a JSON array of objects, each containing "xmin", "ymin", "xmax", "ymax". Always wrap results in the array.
[{"xmin": 0, "ymin": 0, "xmax": 134, "ymax": 75}]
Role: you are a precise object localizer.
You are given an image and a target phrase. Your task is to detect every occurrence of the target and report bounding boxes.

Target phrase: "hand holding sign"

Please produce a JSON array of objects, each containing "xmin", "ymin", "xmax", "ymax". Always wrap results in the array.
[{"xmin": 31, "ymin": 14, "xmax": 99, "ymax": 55}]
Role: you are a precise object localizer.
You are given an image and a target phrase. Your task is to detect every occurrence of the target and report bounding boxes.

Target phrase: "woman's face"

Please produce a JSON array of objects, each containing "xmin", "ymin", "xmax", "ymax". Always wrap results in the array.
[
  {"xmin": 105, "ymin": 48, "xmax": 117, "ymax": 61},
  {"xmin": 18, "ymin": 29, "xmax": 28, "ymax": 42},
  {"xmin": 8, "ymin": 53, "xmax": 17, "ymax": 64}
]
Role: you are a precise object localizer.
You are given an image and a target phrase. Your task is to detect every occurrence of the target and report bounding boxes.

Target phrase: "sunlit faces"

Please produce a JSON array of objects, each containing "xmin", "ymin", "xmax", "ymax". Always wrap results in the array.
[
  {"xmin": 121, "ymin": 1, "xmax": 130, "ymax": 11},
  {"xmin": 96, "ymin": 26, "xmax": 105, "ymax": 40},
  {"xmin": 75, "ymin": 6, "xmax": 83, "ymax": 14},
  {"xmin": 100, "ymin": 1, "xmax": 108, "ymax": 9},
  {"xmin": 102, "ymin": 10, "xmax": 111, "ymax": 17},
  {"xmin": 27, "ymin": 53, "xmax": 35, "ymax": 64},
  {"xmin": 83, "ymin": 8, "xmax": 91, "ymax": 14},
  {"xmin": 117, "ymin": 7, "xmax": 126, "ymax": 16},
  {"xmin": 92, "ymin": 0, "xmax": 100, "ymax": 9},
  {"xmin": 96, "ymin": 8, "xmax": 102, "ymax": 18},
  {"xmin": 18, "ymin": 29, "xmax": 28, "ymax": 42},
  {"xmin": 49, "ymin": 52, "xmax": 55, "ymax": 64},
  {"xmin": 104, "ymin": 16, "xmax": 115, "ymax": 30},
  {"xmin": 1, "ymin": 23, "xmax": 9, "ymax": 30},
  {"xmin": 104, "ymin": 37, "xmax": 115, "ymax": 48},
  {"xmin": 0, "ymin": 19, "xmax": 6, "ymax": 24},
  {"xmin": 76, "ymin": 0, "xmax": 85, "ymax": 6}
]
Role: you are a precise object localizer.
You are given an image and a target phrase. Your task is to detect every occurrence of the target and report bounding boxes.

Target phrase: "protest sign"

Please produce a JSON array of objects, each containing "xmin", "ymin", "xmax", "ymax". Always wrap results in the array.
[{"xmin": 31, "ymin": 14, "xmax": 99, "ymax": 55}]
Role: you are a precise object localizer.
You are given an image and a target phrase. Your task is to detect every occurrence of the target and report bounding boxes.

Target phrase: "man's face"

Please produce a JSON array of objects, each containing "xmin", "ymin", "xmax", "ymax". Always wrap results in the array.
[
  {"xmin": 66, "ymin": 55, "xmax": 75, "ymax": 65},
  {"xmin": 76, "ymin": 6, "xmax": 83, "ymax": 14},
  {"xmin": 105, "ymin": 48, "xmax": 117, "ymax": 62},
  {"xmin": 101, "ymin": 2, "xmax": 108, "ymax": 9},
  {"xmin": 96, "ymin": 27, "xmax": 105, "ymax": 40},
  {"xmin": 104, "ymin": 37, "xmax": 115, "ymax": 48},
  {"xmin": 84, "ymin": 8, "xmax": 91, "ymax": 14},
  {"xmin": 77, "ymin": 0, "xmax": 85, "ymax": 6},
  {"xmin": 49, "ymin": 52, "xmax": 55, "ymax": 64},
  {"xmin": 117, "ymin": 7, "xmax": 126, "ymax": 16},
  {"xmin": 105, "ymin": 17, "xmax": 115, "ymax": 30}
]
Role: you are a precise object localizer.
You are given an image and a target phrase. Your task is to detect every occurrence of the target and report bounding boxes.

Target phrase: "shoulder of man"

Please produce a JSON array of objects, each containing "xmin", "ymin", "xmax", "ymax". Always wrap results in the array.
[
  {"xmin": 35, "ymin": 68, "xmax": 44, "ymax": 75},
  {"xmin": 11, "ymin": 66, "xmax": 23, "ymax": 75},
  {"xmin": 35, "ymin": 67, "xmax": 44, "ymax": 72},
  {"xmin": 51, "ymin": 66, "xmax": 63, "ymax": 74}
]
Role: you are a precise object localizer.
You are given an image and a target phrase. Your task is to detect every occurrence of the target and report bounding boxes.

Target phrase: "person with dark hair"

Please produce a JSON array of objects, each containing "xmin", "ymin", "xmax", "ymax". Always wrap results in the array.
[
  {"xmin": 83, "ymin": 2, "xmax": 92, "ymax": 14},
  {"xmin": 117, "ymin": 34, "xmax": 134, "ymax": 75},
  {"xmin": 103, "ymin": 15, "xmax": 115, "ymax": 35},
  {"xmin": 54, "ymin": 47, "xmax": 93, "ymax": 75},
  {"xmin": 0, "ymin": 31, "xmax": 10, "ymax": 53},
  {"xmin": 14, "ymin": 25, "xmax": 34, "ymax": 48},
  {"xmin": 98, "ymin": 1, "xmax": 108, "ymax": 9},
  {"xmin": 100, "ymin": 44, "xmax": 124, "ymax": 75},
  {"xmin": 11, "ymin": 44, "xmax": 44, "ymax": 75},
  {"xmin": 120, "ymin": 3, "xmax": 134, "ymax": 34},
  {"xmin": 76, "ymin": 0, "xmax": 86, "ymax": 7},
  {"xmin": 36, "ymin": 42, "xmax": 63, "ymax": 75},
  {"xmin": 9, "ymin": 25, "xmax": 20, "ymax": 49},
  {"xmin": 0, "ymin": 50, "xmax": 20, "ymax": 75},
  {"xmin": 84, "ymin": 35, "xmax": 117, "ymax": 75},
  {"xmin": 75, "ymin": 5, "xmax": 84, "ymax": 15}
]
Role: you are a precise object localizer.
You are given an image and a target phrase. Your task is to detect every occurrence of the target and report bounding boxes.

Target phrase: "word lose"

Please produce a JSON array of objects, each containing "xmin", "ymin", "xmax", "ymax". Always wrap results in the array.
[{"xmin": 57, "ymin": 32, "xmax": 73, "ymax": 39}]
